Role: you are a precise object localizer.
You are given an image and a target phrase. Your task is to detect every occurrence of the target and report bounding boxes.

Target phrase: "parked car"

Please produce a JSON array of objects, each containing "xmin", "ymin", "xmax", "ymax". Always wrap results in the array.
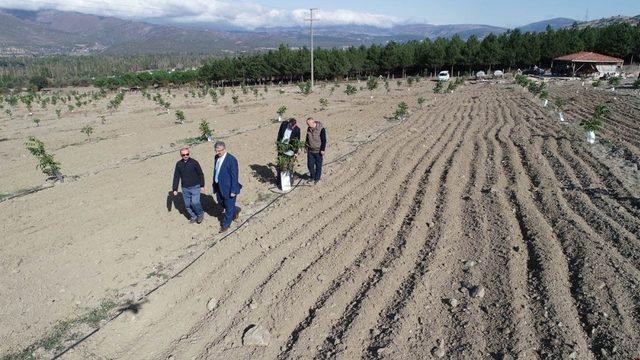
[{"xmin": 437, "ymin": 71, "xmax": 450, "ymax": 81}]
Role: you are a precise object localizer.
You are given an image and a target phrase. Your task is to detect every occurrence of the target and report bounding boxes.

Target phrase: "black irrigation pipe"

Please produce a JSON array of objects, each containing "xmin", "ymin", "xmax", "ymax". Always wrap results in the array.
[{"xmin": 51, "ymin": 117, "xmax": 405, "ymax": 359}]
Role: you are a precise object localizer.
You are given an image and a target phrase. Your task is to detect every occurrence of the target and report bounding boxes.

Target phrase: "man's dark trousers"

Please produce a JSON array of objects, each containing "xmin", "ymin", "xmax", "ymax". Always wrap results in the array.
[
  {"xmin": 307, "ymin": 152, "xmax": 323, "ymax": 181},
  {"xmin": 214, "ymin": 183, "xmax": 237, "ymax": 228}
]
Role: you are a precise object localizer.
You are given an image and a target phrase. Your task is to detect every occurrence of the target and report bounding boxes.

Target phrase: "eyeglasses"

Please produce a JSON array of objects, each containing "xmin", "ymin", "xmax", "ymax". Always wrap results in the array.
[{"xmin": 181, "ymin": 153, "xmax": 189, "ymax": 157}]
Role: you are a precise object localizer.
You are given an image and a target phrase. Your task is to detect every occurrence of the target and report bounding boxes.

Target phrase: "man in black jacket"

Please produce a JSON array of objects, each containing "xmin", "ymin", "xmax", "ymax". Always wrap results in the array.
[
  {"xmin": 277, "ymin": 118, "xmax": 301, "ymax": 144},
  {"xmin": 172, "ymin": 147, "xmax": 205, "ymax": 224}
]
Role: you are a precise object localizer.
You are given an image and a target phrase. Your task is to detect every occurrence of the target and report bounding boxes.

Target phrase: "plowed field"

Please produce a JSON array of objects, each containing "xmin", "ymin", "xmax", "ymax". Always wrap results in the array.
[{"xmin": 1, "ymin": 79, "xmax": 639, "ymax": 359}]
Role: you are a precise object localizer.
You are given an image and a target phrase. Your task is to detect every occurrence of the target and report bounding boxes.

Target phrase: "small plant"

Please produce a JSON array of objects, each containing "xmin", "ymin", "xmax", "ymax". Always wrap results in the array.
[
  {"xmin": 555, "ymin": 96, "xmax": 566, "ymax": 121},
  {"xmin": 417, "ymin": 97, "xmax": 425, "ymax": 109},
  {"xmin": 319, "ymin": 98, "xmax": 329, "ymax": 109},
  {"xmin": 232, "ymin": 95, "xmax": 239, "ymax": 105},
  {"xmin": 81, "ymin": 125, "xmax": 94, "ymax": 139},
  {"xmin": 581, "ymin": 104, "xmax": 608, "ymax": 144},
  {"xmin": 396, "ymin": 80, "xmax": 402, "ymax": 88},
  {"xmin": 5, "ymin": 109, "xmax": 13, "ymax": 119},
  {"xmin": 447, "ymin": 82, "xmax": 457, "ymax": 92},
  {"xmin": 241, "ymin": 84, "xmax": 248, "ymax": 95},
  {"xmin": 253, "ymin": 87, "xmax": 259, "ymax": 98},
  {"xmin": 344, "ymin": 84, "xmax": 358, "ymax": 95},
  {"xmin": 607, "ymin": 77, "xmax": 621, "ymax": 87},
  {"xmin": 407, "ymin": 77, "xmax": 414, "ymax": 86},
  {"xmin": 219, "ymin": 88, "xmax": 226, "ymax": 96},
  {"xmin": 277, "ymin": 105, "xmax": 287, "ymax": 121},
  {"xmin": 298, "ymin": 81, "xmax": 312, "ymax": 95},
  {"xmin": 209, "ymin": 89, "xmax": 218, "ymax": 104},
  {"xmin": 175, "ymin": 110, "xmax": 185, "ymax": 124},
  {"xmin": 276, "ymin": 139, "xmax": 306, "ymax": 173},
  {"xmin": 199, "ymin": 119, "xmax": 213, "ymax": 141},
  {"xmin": 25, "ymin": 136, "xmax": 63, "ymax": 182},
  {"xmin": 394, "ymin": 101, "xmax": 408, "ymax": 120},
  {"xmin": 33, "ymin": 118, "xmax": 41, "ymax": 127},
  {"xmin": 592, "ymin": 79, "xmax": 601, "ymax": 87},
  {"xmin": 367, "ymin": 77, "xmax": 378, "ymax": 92},
  {"xmin": 384, "ymin": 80, "xmax": 390, "ymax": 93},
  {"xmin": 433, "ymin": 81, "xmax": 444, "ymax": 93},
  {"xmin": 633, "ymin": 79, "xmax": 640, "ymax": 89},
  {"xmin": 100, "ymin": 115, "xmax": 106, "ymax": 125}
]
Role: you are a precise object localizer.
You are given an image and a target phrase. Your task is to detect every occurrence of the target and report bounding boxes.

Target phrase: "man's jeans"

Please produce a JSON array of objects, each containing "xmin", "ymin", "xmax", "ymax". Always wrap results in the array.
[
  {"xmin": 182, "ymin": 185, "xmax": 204, "ymax": 220},
  {"xmin": 307, "ymin": 152, "xmax": 323, "ymax": 181}
]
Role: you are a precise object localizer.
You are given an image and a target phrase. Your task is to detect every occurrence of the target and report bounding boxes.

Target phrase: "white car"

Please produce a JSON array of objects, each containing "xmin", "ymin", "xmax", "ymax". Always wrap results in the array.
[{"xmin": 437, "ymin": 71, "xmax": 450, "ymax": 81}]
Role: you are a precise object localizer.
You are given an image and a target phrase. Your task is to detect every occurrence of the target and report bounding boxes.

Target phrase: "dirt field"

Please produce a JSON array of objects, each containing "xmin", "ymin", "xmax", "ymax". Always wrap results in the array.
[{"xmin": 1, "ymin": 78, "xmax": 639, "ymax": 359}]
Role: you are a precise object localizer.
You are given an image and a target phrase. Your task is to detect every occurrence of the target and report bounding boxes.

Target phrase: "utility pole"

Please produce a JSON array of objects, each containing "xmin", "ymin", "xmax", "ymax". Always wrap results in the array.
[{"xmin": 306, "ymin": 8, "xmax": 318, "ymax": 90}]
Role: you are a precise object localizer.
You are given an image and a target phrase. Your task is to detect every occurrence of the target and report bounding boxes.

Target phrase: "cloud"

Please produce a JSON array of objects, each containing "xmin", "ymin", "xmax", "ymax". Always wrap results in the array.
[{"xmin": 0, "ymin": 0, "xmax": 404, "ymax": 28}]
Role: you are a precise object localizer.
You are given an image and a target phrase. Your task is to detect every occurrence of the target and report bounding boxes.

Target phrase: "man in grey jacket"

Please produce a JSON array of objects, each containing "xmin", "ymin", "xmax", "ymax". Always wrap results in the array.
[{"xmin": 305, "ymin": 117, "xmax": 327, "ymax": 184}]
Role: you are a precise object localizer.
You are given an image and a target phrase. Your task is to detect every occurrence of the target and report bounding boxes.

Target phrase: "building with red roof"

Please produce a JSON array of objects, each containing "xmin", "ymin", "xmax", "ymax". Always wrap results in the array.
[{"xmin": 551, "ymin": 51, "xmax": 624, "ymax": 77}]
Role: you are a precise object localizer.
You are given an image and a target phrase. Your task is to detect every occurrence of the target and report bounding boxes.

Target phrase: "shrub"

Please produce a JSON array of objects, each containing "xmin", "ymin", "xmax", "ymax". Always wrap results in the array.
[
  {"xmin": 407, "ymin": 77, "xmax": 414, "ymax": 86},
  {"xmin": 554, "ymin": 96, "xmax": 566, "ymax": 111},
  {"xmin": 232, "ymin": 95, "xmax": 239, "ymax": 105},
  {"xmin": 344, "ymin": 84, "xmax": 357, "ymax": 95},
  {"xmin": 33, "ymin": 118, "xmax": 41, "ymax": 127},
  {"xmin": 319, "ymin": 98, "xmax": 329, "ymax": 109},
  {"xmin": 277, "ymin": 105, "xmax": 287, "ymax": 116},
  {"xmin": 433, "ymin": 81, "xmax": 444, "ymax": 93},
  {"xmin": 298, "ymin": 81, "xmax": 312, "ymax": 95},
  {"xmin": 367, "ymin": 77, "xmax": 378, "ymax": 91},
  {"xmin": 81, "ymin": 125, "xmax": 94, "ymax": 138},
  {"xmin": 175, "ymin": 110, "xmax": 185, "ymax": 124},
  {"xmin": 607, "ymin": 77, "xmax": 621, "ymax": 86},
  {"xmin": 276, "ymin": 139, "xmax": 306, "ymax": 173},
  {"xmin": 592, "ymin": 79, "xmax": 601, "ymax": 87},
  {"xmin": 394, "ymin": 101, "xmax": 408, "ymax": 120},
  {"xmin": 633, "ymin": 79, "xmax": 640, "ymax": 89},
  {"xmin": 199, "ymin": 119, "xmax": 213, "ymax": 141},
  {"xmin": 417, "ymin": 97, "xmax": 425, "ymax": 109},
  {"xmin": 25, "ymin": 136, "xmax": 63, "ymax": 181},
  {"xmin": 447, "ymin": 82, "xmax": 457, "ymax": 92},
  {"xmin": 581, "ymin": 104, "xmax": 608, "ymax": 132}
]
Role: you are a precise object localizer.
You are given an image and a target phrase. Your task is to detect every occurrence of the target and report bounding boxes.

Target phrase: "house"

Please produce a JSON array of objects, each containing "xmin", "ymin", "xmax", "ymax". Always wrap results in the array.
[{"xmin": 551, "ymin": 51, "xmax": 624, "ymax": 77}]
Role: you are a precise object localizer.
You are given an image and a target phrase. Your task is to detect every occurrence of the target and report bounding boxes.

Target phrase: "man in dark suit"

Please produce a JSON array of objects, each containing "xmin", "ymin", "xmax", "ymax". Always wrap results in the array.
[
  {"xmin": 277, "ymin": 118, "xmax": 301, "ymax": 144},
  {"xmin": 212, "ymin": 141, "xmax": 242, "ymax": 233}
]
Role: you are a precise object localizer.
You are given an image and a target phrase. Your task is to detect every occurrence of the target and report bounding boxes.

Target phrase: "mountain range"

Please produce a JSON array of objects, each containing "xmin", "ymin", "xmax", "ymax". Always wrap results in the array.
[{"xmin": 0, "ymin": 8, "xmax": 636, "ymax": 56}]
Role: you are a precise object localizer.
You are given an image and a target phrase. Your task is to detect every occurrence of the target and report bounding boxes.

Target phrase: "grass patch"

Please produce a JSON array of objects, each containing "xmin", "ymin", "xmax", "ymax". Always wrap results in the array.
[
  {"xmin": 2, "ymin": 299, "xmax": 119, "ymax": 359},
  {"xmin": 178, "ymin": 137, "xmax": 204, "ymax": 146}
]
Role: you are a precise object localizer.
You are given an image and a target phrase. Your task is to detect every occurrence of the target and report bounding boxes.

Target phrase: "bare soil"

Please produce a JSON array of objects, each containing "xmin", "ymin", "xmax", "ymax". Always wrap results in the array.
[{"xmin": 1, "ymin": 78, "xmax": 639, "ymax": 359}]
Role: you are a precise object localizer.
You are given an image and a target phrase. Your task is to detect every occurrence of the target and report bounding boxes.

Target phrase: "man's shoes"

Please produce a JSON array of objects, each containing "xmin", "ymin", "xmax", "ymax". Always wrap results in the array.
[
  {"xmin": 314, "ymin": 180, "xmax": 320, "ymax": 185},
  {"xmin": 233, "ymin": 207, "xmax": 241, "ymax": 222},
  {"xmin": 196, "ymin": 214, "xmax": 204, "ymax": 224},
  {"xmin": 189, "ymin": 217, "xmax": 197, "ymax": 224},
  {"xmin": 219, "ymin": 226, "xmax": 230, "ymax": 234}
]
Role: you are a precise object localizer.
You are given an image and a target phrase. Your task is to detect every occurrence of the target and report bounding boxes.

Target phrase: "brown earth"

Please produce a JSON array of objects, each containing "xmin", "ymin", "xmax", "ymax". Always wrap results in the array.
[{"xmin": 1, "ymin": 78, "xmax": 639, "ymax": 359}]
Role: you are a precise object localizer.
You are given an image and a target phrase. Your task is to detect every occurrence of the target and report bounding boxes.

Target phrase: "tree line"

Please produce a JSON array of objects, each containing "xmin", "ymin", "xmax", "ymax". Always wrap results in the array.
[{"xmin": 2, "ymin": 22, "xmax": 639, "ymax": 91}]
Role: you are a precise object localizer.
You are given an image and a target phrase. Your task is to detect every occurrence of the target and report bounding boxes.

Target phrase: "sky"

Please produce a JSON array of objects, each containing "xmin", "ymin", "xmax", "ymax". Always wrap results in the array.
[{"xmin": 0, "ymin": 0, "xmax": 639, "ymax": 29}]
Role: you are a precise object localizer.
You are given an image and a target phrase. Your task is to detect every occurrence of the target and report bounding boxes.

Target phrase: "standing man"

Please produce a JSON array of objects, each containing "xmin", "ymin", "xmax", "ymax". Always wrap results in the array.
[
  {"xmin": 277, "ymin": 118, "xmax": 301, "ymax": 144},
  {"xmin": 305, "ymin": 117, "xmax": 326, "ymax": 184},
  {"xmin": 172, "ymin": 147, "xmax": 205, "ymax": 224},
  {"xmin": 212, "ymin": 141, "xmax": 242, "ymax": 233}
]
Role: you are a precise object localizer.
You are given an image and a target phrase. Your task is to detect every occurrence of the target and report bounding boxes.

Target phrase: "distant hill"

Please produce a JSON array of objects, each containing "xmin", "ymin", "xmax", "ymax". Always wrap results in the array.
[
  {"xmin": 517, "ymin": 17, "xmax": 577, "ymax": 32},
  {"xmin": 574, "ymin": 14, "xmax": 640, "ymax": 29},
  {"xmin": 0, "ymin": 8, "xmax": 636, "ymax": 56}
]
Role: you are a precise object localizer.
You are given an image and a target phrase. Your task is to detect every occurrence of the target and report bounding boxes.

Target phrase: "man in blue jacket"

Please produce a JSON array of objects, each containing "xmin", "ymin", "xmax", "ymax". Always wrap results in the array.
[{"xmin": 212, "ymin": 141, "xmax": 242, "ymax": 233}]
